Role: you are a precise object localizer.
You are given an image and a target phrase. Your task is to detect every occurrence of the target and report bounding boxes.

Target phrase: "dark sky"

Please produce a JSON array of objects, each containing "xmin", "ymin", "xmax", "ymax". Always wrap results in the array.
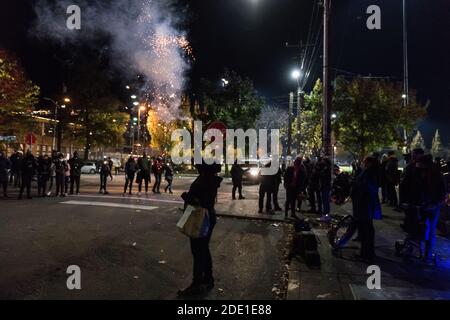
[{"xmin": 1, "ymin": 0, "xmax": 449, "ymax": 146}]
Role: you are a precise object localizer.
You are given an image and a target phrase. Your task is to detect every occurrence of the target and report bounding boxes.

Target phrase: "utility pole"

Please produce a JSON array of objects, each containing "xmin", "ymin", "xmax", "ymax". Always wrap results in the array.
[
  {"xmin": 296, "ymin": 88, "xmax": 303, "ymax": 155},
  {"xmin": 322, "ymin": 0, "xmax": 332, "ymax": 159},
  {"xmin": 287, "ymin": 92, "xmax": 294, "ymax": 158},
  {"xmin": 402, "ymin": 0, "xmax": 409, "ymax": 151}
]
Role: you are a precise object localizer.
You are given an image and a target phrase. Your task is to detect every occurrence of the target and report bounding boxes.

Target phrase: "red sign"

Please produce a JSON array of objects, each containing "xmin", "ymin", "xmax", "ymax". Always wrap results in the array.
[
  {"xmin": 25, "ymin": 133, "xmax": 36, "ymax": 145},
  {"xmin": 208, "ymin": 121, "xmax": 227, "ymax": 139}
]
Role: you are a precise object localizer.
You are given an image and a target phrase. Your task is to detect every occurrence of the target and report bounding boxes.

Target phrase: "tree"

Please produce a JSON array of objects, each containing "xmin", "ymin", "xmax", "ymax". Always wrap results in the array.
[
  {"xmin": 431, "ymin": 129, "xmax": 444, "ymax": 158},
  {"xmin": 66, "ymin": 59, "xmax": 127, "ymax": 160},
  {"xmin": 293, "ymin": 79, "xmax": 323, "ymax": 157},
  {"xmin": 0, "ymin": 49, "xmax": 40, "ymax": 137},
  {"xmin": 333, "ymin": 77, "xmax": 427, "ymax": 160},
  {"xmin": 410, "ymin": 130, "xmax": 426, "ymax": 151},
  {"xmin": 198, "ymin": 70, "xmax": 265, "ymax": 130}
]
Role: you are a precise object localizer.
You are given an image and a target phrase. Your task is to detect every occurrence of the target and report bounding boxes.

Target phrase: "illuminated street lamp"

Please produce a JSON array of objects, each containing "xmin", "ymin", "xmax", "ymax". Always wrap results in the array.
[{"xmin": 131, "ymin": 95, "xmax": 137, "ymax": 100}]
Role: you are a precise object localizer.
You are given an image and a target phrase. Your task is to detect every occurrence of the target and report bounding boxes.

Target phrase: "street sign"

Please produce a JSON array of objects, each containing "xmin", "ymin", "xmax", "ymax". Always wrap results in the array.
[
  {"xmin": 208, "ymin": 121, "xmax": 227, "ymax": 139},
  {"xmin": 0, "ymin": 136, "xmax": 16, "ymax": 142},
  {"xmin": 25, "ymin": 133, "xmax": 36, "ymax": 145}
]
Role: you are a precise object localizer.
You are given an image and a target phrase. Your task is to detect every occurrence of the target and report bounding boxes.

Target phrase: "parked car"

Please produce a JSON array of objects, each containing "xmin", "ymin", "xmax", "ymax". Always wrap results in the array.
[
  {"xmin": 241, "ymin": 161, "xmax": 261, "ymax": 184},
  {"xmin": 81, "ymin": 162, "xmax": 98, "ymax": 174}
]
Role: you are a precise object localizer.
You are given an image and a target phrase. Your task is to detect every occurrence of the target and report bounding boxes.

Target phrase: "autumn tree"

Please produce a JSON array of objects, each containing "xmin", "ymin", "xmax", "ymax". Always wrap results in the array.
[
  {"xmin": 0, "ymin": 49, "xmax": 40, "ymax": 137},
  {"xmin": 293, "ymin": 79, "xmax": 323, "ymax": 157},
  {"xmin": 333, "ymin": 77, "xmax": 427, "ymax": 160}
]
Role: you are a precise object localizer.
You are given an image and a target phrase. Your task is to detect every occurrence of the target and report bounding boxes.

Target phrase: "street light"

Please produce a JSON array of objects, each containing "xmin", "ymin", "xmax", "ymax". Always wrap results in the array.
[
  {"xmin": 131, "ymin": 95, "xmax": 137, "ymax": 100},
  {"xmin": 291, "ymin": 69, "xmax": 301, "ymax": 81},
  {"xmin": 133, "ymin": 102, "xmax": 139, "ymax": 106}
]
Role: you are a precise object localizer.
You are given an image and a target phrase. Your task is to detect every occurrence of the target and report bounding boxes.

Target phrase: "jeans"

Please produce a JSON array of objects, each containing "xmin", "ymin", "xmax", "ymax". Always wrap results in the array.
[
  {"xmin": 321, "ymin": 188, "xmax": 331, "ymax": 215},
  {"xmin": 285, "ymin": 188, "xmax": 298, "ymax": 217},
  {"xmin": 424, "ymin": 207, "xmax": 440, "ymax": 259},
  {"xmin": 232, "ymin": 182, "xmax": 243, "ymax": 199},
  {"xmin": 37, "ymin": 174, "xmax": 48, "ymax": 197},
  {"xmin": 70, "ymin": 175, "xmax": 81, "ymax": 194},
  {"xmin": 99, "ymin": 174, "xmax": 108, "ymax": 192},
  {"xmin": 19, "ymin": 173, "xmax": 32, "ymax": 198},
  {"xmin": 124, "ymin": 174, "xmax": 135, "ymax": 194},
  {"xmin": 153, "ymin": 174, "xmax": 162, "ymax": 192},
  {"xmin": 190, "ymin": 210, "xmax": 216, "ymax": 284},
  {"xmin": 259, "ymin": 188, "xmax": 272, "ymax": 211},
  {"xmin": 165, "ymin": 178, "xmax": 173, "ymax": 192},
  {"xmin": 55, "ymin": 173, "xmax": 65, "ymax": 196},
  {"xmin": 138, "ymin": 172, "xmax": 150, "ymax": 193}
]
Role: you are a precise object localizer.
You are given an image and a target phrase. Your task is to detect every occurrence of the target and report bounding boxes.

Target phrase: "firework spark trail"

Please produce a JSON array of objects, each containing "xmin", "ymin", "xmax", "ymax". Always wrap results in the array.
[{"xmin": 33, "ymin": 0, "xmax": 193, "ymax": 122}]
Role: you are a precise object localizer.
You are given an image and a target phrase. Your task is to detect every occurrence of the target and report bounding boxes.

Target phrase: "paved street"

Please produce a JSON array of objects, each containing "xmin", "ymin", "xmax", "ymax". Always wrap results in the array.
[
  {"xmin": 1, "ymin": 174, "xmax": 450, "ymax": 300},
  {"xmin": 0, "ymin": 175, "xmax": 289, "ymax": 299}
]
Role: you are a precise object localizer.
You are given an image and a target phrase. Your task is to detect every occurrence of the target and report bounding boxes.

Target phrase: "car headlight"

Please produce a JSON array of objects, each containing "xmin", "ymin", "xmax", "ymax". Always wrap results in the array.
[{"xmin": 250, "ymin": 168, "xmax": 259, "ymax": 176}]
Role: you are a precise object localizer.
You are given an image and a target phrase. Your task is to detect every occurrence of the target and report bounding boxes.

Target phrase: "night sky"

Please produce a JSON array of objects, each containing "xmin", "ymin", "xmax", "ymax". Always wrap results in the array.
[{"xmin": 1, "ymin": 0, "xmax": 449, "ymax": 145}]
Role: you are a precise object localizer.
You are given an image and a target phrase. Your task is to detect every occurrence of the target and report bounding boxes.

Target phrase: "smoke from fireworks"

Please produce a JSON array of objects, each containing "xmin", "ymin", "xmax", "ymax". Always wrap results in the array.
[{"xmin": 33, "ymin": 0, "xmax": 193, "ymax": 121}]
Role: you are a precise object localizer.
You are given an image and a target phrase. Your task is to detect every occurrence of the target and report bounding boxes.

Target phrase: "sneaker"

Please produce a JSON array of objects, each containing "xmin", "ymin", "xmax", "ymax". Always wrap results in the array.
[
  {"xmin": 317, "ymin": 215, "xmax": 332, "ymax": 223},
  {"xmin": 239, "ymin": 196, "xmax": 246, "ymax": 200},
  {"xmin": 177, "ymin": 283, "xmax": 204, "ymax": 297},
  {"xmin": 258, "ymin": 209, "xmax": 263, "ymax": 214}
]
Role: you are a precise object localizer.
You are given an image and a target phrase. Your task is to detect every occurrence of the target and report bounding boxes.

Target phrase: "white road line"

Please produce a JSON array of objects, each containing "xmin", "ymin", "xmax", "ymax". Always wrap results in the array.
[
  {"xmin": 61, "ymin": 201, "xmax": 158, "ymax": 211},
  {"xmin": 69, "ymin": 194, "xmax": 184, "ymax": 204}
]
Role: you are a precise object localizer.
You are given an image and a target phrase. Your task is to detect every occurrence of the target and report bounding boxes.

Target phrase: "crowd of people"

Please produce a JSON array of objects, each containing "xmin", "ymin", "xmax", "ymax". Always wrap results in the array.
[{"xmin": 0, "ymin": 149, "xmax": 175, "ymax": 199}]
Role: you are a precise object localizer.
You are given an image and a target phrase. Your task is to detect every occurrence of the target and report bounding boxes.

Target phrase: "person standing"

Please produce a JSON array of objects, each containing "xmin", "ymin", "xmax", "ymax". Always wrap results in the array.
[
  {"xmin": 178, "ymin": 163, "xmax": 222, "ymax": 297},
  {"xmin": 10, "ymin": 150, "xmax": 23, "ymax": 188},
  {"xmin": 69, "ymin": 151, "xmax": 83, "ymax": 195},
  {"xmin": 308, "ymin": 159, "xmax": 322, "ymax": 214},
  {"xmin": 380, "ymin": 154, "xmax": 388, "ymax": 204},
  {"xmin": 47, "ymin": 150, "xmax": 58, "ymax": 196},
  {"xmin": 18, "ymin": 150, "xmax": 36, "ymax": 200},
  {"xmin": 37, "ymin": 154, "xmax": 50, "ymax": 197},
  {"xmin": 350, "ymin": 156, "xmax": 382, "ymax": 261},
  {"xmin": 258, "ymin": 162, "xmax": 275, "ymax": 214},
  {"xmin": 0, "ymin": 151, "xmax": 11, "ymax": 197},
  {"xmin": 123, "ymin": 156, "xmax": 137, "ymax": 195},
  {"xmin": 99, "ymin": 158, "xmax": 113, "ymax": 194},
  {"xmin": 284, "ymin": 157, "xmax": 307, "ymax": 219},
  {"xmin": 164, "ymin": 162, "xmax": 174, "ymax": 194},
  {"xmin": 230, "ymin": 161, "xmax": 246, "ymax": 200},
  {"xmin": 54, "ymin": 154, "xmax": 66, "ymax": 197},
  {"xmin": 64, "ymin": 161, "xmax": 71, "ymax": 196},
  {"xmin": 137, "ymin": 152, "xmax": 151, "ymax": 195},
  {"xmin": 385, "ymin": 151, "xmax": 400, "ymax": 209},
  {"xmin": 272, "ymin": 167, "xmax": 283, "ymax": 211},
  {"xmin": 403, "ymin": 154, "xmax": 446, "ymax": 262},
  {"xmin": 318, "ymin": 157, "xmax": 332, "ymax": 222},
  {"xmin": 152, "ymin": 157, "xmax": 164, "ymax": 194}
]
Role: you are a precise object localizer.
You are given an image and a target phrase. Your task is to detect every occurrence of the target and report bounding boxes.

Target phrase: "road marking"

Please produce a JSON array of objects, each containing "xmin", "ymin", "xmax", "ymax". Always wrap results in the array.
[
  {"xmin": 69, "ymin": 194, "xmax": 183, "ymax": 204},
  {"xmin": 61, "ymin": 201, "xmax": 158, "ymax": 211}
]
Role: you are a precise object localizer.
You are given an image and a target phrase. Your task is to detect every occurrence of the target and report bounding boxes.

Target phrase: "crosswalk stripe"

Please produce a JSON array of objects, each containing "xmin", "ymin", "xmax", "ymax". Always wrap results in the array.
[
  {"xmin": 61, "ymin": 201, "xmax": 158, "ymax": 211},
  {"xmin": 69, "ymin": 194, "xmax": 184, "ymax": 204}
]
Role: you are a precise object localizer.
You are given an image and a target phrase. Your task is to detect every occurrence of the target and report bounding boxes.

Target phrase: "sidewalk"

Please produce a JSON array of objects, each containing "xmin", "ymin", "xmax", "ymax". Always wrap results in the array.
[{"xmin": 286, "ymin": 202, "xmax": 450, "ymax": 300}]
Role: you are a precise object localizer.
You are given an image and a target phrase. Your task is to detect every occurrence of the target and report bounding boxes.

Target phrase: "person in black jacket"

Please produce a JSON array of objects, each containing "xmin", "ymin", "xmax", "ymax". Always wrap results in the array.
[
  {"xmin": 0, "ymin": 151, "xmax": 11, "ymax": 197},
  {"xmin": 230, "ymin": 161, "xmax": 246, "ymax": 200},
  {"xmin": 403, "ymin": 154, "xmax": 446, "ymax": 261},
  {"xmin": 123, "ymin": 156, "xmax": 137, "ymax": 195},
  {"xmin": 385, "ymin": 151, "xmax": 400, "ymax": 208},
  {"xmin": 18, "ymin": 150, "xmax": 36, "ymax": 199},
  {"xmin": 68, "ymin": 151, "xmax": 83, "ymax": 195},
  {"xmin": 317, "ymin": 157, "xmax": 332, "ymax": 222},
  {"xmin": 272, "ymin": 167, "xmax": 283, "ymax": 211},
  {"xmin": 258, "ymin": 162, "xmax": 276, "ymax": 214},
  {"xmin": 164, "ymin": 162, "xmax": 174, "ymax": 194},
  {"xmin": 37, "ymin": 154, "xmax": 50, "ymax": 197},
  {"xmin": 178, "ymin": 163, "xmax": 222, "ymax": 297},
  {"xmin": 284, "ymin": 157, "xmax": 307, "ymax": 219},
  {"xmin": 99, "ymin": 158, "xmax": 113, "ymax": 194}
]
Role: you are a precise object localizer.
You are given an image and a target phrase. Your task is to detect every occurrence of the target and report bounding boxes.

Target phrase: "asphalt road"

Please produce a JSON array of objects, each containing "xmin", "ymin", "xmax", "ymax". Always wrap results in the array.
[{"xmin": 0, "ymin": 175, "xmax": 290, "ymax": 300}]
